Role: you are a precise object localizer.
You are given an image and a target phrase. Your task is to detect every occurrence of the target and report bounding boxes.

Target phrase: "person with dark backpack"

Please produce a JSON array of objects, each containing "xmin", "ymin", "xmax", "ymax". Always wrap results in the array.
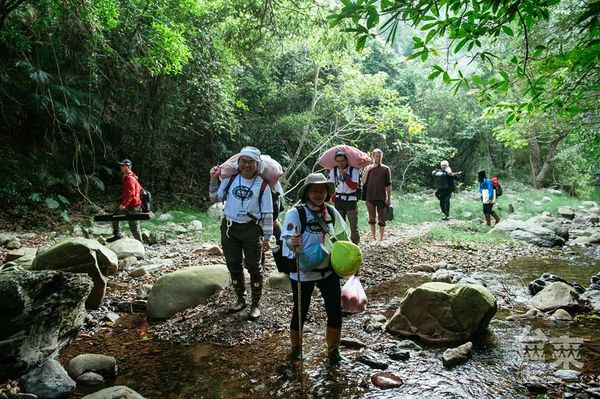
[
  {"xmin": 432, "ymin": 160, "xmax": 461, "ymax": 220},
  {"xmin": 107, "ymin": 159, "xmax": 144, "ymax": 243},
  {"xmin": 280, "ymin": 173, "xmax": 350, "ymax": 364},
  {"xmin": 329, "ymin": 150, "xmax": 361, "ymax": 244},
  {"xmin": 209, "ymin": 146, "xmax": 274, "ymax": 320}
]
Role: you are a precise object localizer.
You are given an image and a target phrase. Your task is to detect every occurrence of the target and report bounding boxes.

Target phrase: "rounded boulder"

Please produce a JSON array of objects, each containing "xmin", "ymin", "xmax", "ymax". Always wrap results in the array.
[
  {"xmin": 146, "ymin": 265, "xmax": 230, "ymax": 320},
  {"xmin": 386, "ymin": 282, "xmax": 497, "ymax": 344}
]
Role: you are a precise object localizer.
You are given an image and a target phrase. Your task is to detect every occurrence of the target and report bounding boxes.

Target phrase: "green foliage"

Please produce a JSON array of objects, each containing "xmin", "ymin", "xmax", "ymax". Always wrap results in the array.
[
  {"xmin": 0, "ymin": 0, "xmax": 597, "ymax": 228},
  {"xmin": 423, "ymin": 224, "xmax": 511, "ymax": 244},
  {"xmin": 328, "ymin": 0, "xmax": 598, "ymax": 115}
]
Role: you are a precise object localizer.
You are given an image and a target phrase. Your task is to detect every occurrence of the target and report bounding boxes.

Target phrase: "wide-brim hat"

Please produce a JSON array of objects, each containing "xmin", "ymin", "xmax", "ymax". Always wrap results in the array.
[
  {"xmin": 298, "ymin": 173, "xmax": 335, "ymax": 200},
  {"xmin": 298, "ymin": 173, "xmax": 335, "ymax": 201}
]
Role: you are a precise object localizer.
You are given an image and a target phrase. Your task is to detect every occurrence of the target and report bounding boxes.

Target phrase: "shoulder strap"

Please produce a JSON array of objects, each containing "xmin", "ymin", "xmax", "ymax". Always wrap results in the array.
[
  {"xmin": 257, "ymin": 179, "xmax": 269, "ymax": 214},
  {"xmin": 295, "ymin": 204, "xmax": 307, "ymax": 234},
  {"xmin": 295, "ymin": 204, "xmax": 336, "ymax": 235},
  {"xmin": 222, "ymin": 173, "xmax": 238, "ymax": 201},
  {"xmin": 333, "ymin": 168, "xmax": 338, "ymax": 185},
  {"xmin": 326, "ymin": 204, "xmax": 336, "ymax": 226}
]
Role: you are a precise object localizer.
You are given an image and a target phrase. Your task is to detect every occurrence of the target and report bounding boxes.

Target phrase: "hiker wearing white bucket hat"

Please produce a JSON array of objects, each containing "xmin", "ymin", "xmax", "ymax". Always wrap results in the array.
[
  {"xmin": 280, "ymin": 173, "xmax": 350, "ymax": 364},
  {"xmin": 208, "ymin": 146, "xmax": 273, "ymax": 321}
]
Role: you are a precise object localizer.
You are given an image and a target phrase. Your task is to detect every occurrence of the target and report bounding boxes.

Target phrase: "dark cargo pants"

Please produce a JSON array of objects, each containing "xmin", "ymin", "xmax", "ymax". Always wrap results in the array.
[
  {"xmin": 112, "ymin": 206, "xmax": 143, "ymax": 242},
  {"xmin": 220, "ymin": 219, "xmax": 263, "ymax": 302},
  {"xmin": 334, "ymin": 198, "xmax": 360, "ymax": 244}
]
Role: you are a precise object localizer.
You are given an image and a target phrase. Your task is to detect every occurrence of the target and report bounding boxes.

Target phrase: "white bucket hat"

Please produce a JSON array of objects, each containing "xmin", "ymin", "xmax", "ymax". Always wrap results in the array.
[{"xmin": 239, "ymin": 146, "xmax": 261, "ymax": 162}]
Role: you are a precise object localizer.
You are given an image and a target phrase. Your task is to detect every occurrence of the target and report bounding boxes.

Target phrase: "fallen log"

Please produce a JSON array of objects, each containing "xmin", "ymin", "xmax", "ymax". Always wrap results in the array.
[{"xmin": 93, "ymin": 213, "xmax": 152, "ymax": 222}]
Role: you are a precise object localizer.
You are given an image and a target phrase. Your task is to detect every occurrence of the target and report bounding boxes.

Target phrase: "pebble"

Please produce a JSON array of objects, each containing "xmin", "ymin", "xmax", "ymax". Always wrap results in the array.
[
  {"xmin": 553, "ymin": 369, "xmax": 581, "ymax": 381},
  {"xmin": 370, "ymin": 372, "xmax": 403, "ymax": 389},
  {"xmin": 386, "ymin": 347, "xmax": 410, "ymax": 361},
  {"xmin": 357, "ymin": 349, "xmax": 389, "ymax": 369}
]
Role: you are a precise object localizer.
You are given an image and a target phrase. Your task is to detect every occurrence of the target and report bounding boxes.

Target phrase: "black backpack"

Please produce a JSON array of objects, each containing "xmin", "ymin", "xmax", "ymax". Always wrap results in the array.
[
  {"xmin": 140, "ymin": 187, "xmax": 152, "ymax": 212},
  {"xmin": 432, "ymin": 170, "xmax": 450, "ymax": 189},
  {"xmin": 333, "ymin": 167, "xmax": 363, "ymax": 200},
  {"xmin": 275, "ymin": 204, "xmax": 336, "ymax": 274}
]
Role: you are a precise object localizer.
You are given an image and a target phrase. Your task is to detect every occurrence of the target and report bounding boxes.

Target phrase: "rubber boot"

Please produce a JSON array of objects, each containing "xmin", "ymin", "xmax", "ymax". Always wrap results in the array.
[
  {"xmin": 229, "ymin": 272, "xmax": 246, "ymax": 313},
  {"xmin": 492, "ymin": 212, "xmax": 500, "ymax": 225},
  {"xmin": 288, "ymin": 329, "xmax": 301, "ymax": 361},
  {"xmin": 484, "ymin": 214, "xmax": 491, "ymax": 226},
  {"xmin": 106, "ymin": 230, "xmax": 123, "ymax": 243},
  {"xmin": 326, "ymin": 327, "xmax": 345, "ymax": 364},
  {"xmin": 248, "ymin": 275, "xmax": 262, "ymax": 320}
]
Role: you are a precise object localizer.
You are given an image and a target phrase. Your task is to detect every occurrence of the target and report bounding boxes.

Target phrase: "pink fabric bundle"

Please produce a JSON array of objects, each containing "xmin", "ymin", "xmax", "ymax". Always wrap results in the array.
[
  {"xmin": 218, "ymin": 153, "xmax": 283, "ymax": 187},
  {"xmin": 317, "ymin": 145, "xmax": 372, "ymax": 169},
  {"xmin": 341, "ymin": 275, "xmax": 367, "ymax": 313}
]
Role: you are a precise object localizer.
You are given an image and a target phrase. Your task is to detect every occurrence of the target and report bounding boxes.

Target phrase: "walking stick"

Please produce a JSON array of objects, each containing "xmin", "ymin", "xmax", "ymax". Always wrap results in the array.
[{"xmin": 294, "ymin": 226, "xmax": 304, "ymax": 392}]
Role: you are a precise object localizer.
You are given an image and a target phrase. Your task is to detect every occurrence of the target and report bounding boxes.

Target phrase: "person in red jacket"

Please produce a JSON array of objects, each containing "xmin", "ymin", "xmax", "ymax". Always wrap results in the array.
[{"xmin": 107, "ymin": 159, "xmax": 143, "ymax": 242}]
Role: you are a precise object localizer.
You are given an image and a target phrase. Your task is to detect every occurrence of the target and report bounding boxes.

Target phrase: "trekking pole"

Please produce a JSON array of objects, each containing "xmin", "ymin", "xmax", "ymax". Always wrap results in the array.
[{"xmin": 294, "ymin": 226, "xmax": 304, "ymax": 393}]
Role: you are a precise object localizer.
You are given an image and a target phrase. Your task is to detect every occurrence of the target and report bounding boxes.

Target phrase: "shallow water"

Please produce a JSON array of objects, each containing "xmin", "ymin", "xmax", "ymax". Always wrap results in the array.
[{"xmin": 61, "ymin": 251, "xmax": 600, "ymax": 399}]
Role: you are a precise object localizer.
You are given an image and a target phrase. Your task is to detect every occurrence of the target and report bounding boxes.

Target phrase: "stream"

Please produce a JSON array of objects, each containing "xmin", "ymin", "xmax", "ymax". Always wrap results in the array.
[{"xmin": 60, "ymin": 248, "xmax": 600, "ymax": 399}]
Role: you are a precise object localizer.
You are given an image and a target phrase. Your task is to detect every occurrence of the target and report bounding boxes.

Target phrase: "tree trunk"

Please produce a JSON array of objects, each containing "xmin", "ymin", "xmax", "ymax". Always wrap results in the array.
[
  {"xmin": 533, "ymin": 129, "xmax": 569, "ymax": 187},
  {"xmin": 528, "ymin": 130, "xmax": 541, "ymax": 187}
]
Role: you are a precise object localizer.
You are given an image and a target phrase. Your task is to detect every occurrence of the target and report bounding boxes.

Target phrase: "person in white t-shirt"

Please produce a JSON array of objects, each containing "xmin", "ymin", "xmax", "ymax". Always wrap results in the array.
[
  {"xmin": 328, "ymin": 150, "xmax": 361, "ymax": 244},
  {"xmin": 208, "ymin": 146, "xmax": 273, "ymax": 320}
]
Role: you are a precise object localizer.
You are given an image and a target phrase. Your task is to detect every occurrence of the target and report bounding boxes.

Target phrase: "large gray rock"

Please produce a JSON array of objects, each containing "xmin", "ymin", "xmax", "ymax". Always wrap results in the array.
[
  {"xmin": 32, "ymin": 238, "xmax": 117, "ymax": 308},
  {"xmin": 573, "ymin": 213, "xmax": 600, "ymax": 225},
  {"xmin": 386, "ymin": 282, "xmax": 497, "ymax": 344},
  {"xmin": 188, "ymin": 220, "xmax": 204, "ymax": 231},
  {"xmin": 20, "ymin": 359, "xmax": 76, "ymax": 399},
  {"xmin": 431, "ymin": 269, "xmax": 463, "ymax": 283},
  {"xmin": 106, "ymin": 238, "xmax": 145, "ymax": 260},
  {"xmin": 491, "ymin": 219, "xmax": 565, "ymax": 247},
  {"xmin": 67, "ymin": 353, "xmax": 117, "ymax": 379},
  {"xmin": 207, "ymin": 203, "xmax": 224, "ymax": 218},
  {"xmin": 558, "ymin": 207, "xmax": 575, "ymax": 220},
  {"xmin": 5, "ymin": 247, "xmax": 37, "ymax": 263},
  {"xmin": 267, "ymin": 271, "xmax": 292, "ymax": 292},
  {"xmin": 81, "ymin": 385, "xmax": 145, "ymax": 399},
  {"xmin": 0, "ymin": 270, "xmax": 92, "ymax": 380},
  {"xmin": 146, "ymin": 265, "xmax": 231, "ymax": 320},
  {"xmin": 531, "ymin": 282, "xmax": 581, "ymax": 312},
  {"xmin": 87, "ymin": 224, "xmax": 113, "ymax": 236},
  {"xmin": 581, "ymin": 289, "xmax": 600, "ymax": 313}
]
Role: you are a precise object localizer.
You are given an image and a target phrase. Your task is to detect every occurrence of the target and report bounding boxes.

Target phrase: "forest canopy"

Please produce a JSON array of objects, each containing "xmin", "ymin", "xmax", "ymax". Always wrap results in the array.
[{"xmin": 0, "ymin": 0, "xmax": 598, "ymax": 224}]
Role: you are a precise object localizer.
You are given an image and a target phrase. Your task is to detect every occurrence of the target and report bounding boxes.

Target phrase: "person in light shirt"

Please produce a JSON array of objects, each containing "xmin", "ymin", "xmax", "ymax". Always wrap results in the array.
[
  {"xmin": 329, "ymin": 150, "xmax": 361, "ymax": 244},
  {"xmin": 281, "ymin": 173, "xmax": 349, "ymax": 364},
  {"xmin": 209, "ymin": 146, "xmax": 273, "ymax": 320}
]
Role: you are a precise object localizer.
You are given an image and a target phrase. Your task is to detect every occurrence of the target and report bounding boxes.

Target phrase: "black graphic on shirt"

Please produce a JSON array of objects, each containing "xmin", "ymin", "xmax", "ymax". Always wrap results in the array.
[
  {"xmin": 306, "ymin": 218, "xmax": 333, "ymax": 234},
  {"xmin": 233, "ymin": 185, "xmax": 254, "ymax": 200}
]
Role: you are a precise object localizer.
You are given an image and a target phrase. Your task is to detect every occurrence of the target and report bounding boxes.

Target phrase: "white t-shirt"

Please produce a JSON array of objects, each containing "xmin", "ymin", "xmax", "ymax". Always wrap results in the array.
[
  {"xmin": 281, "ymin": 204, "xmax": 348, "ymax": 281},
  {"xmin": 329, "ymin": 167, "xmax": 360, "ymax": 201},
  {"xmin": 218, "ymin": 174, "xmax": 273, "ymax": 223}
]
